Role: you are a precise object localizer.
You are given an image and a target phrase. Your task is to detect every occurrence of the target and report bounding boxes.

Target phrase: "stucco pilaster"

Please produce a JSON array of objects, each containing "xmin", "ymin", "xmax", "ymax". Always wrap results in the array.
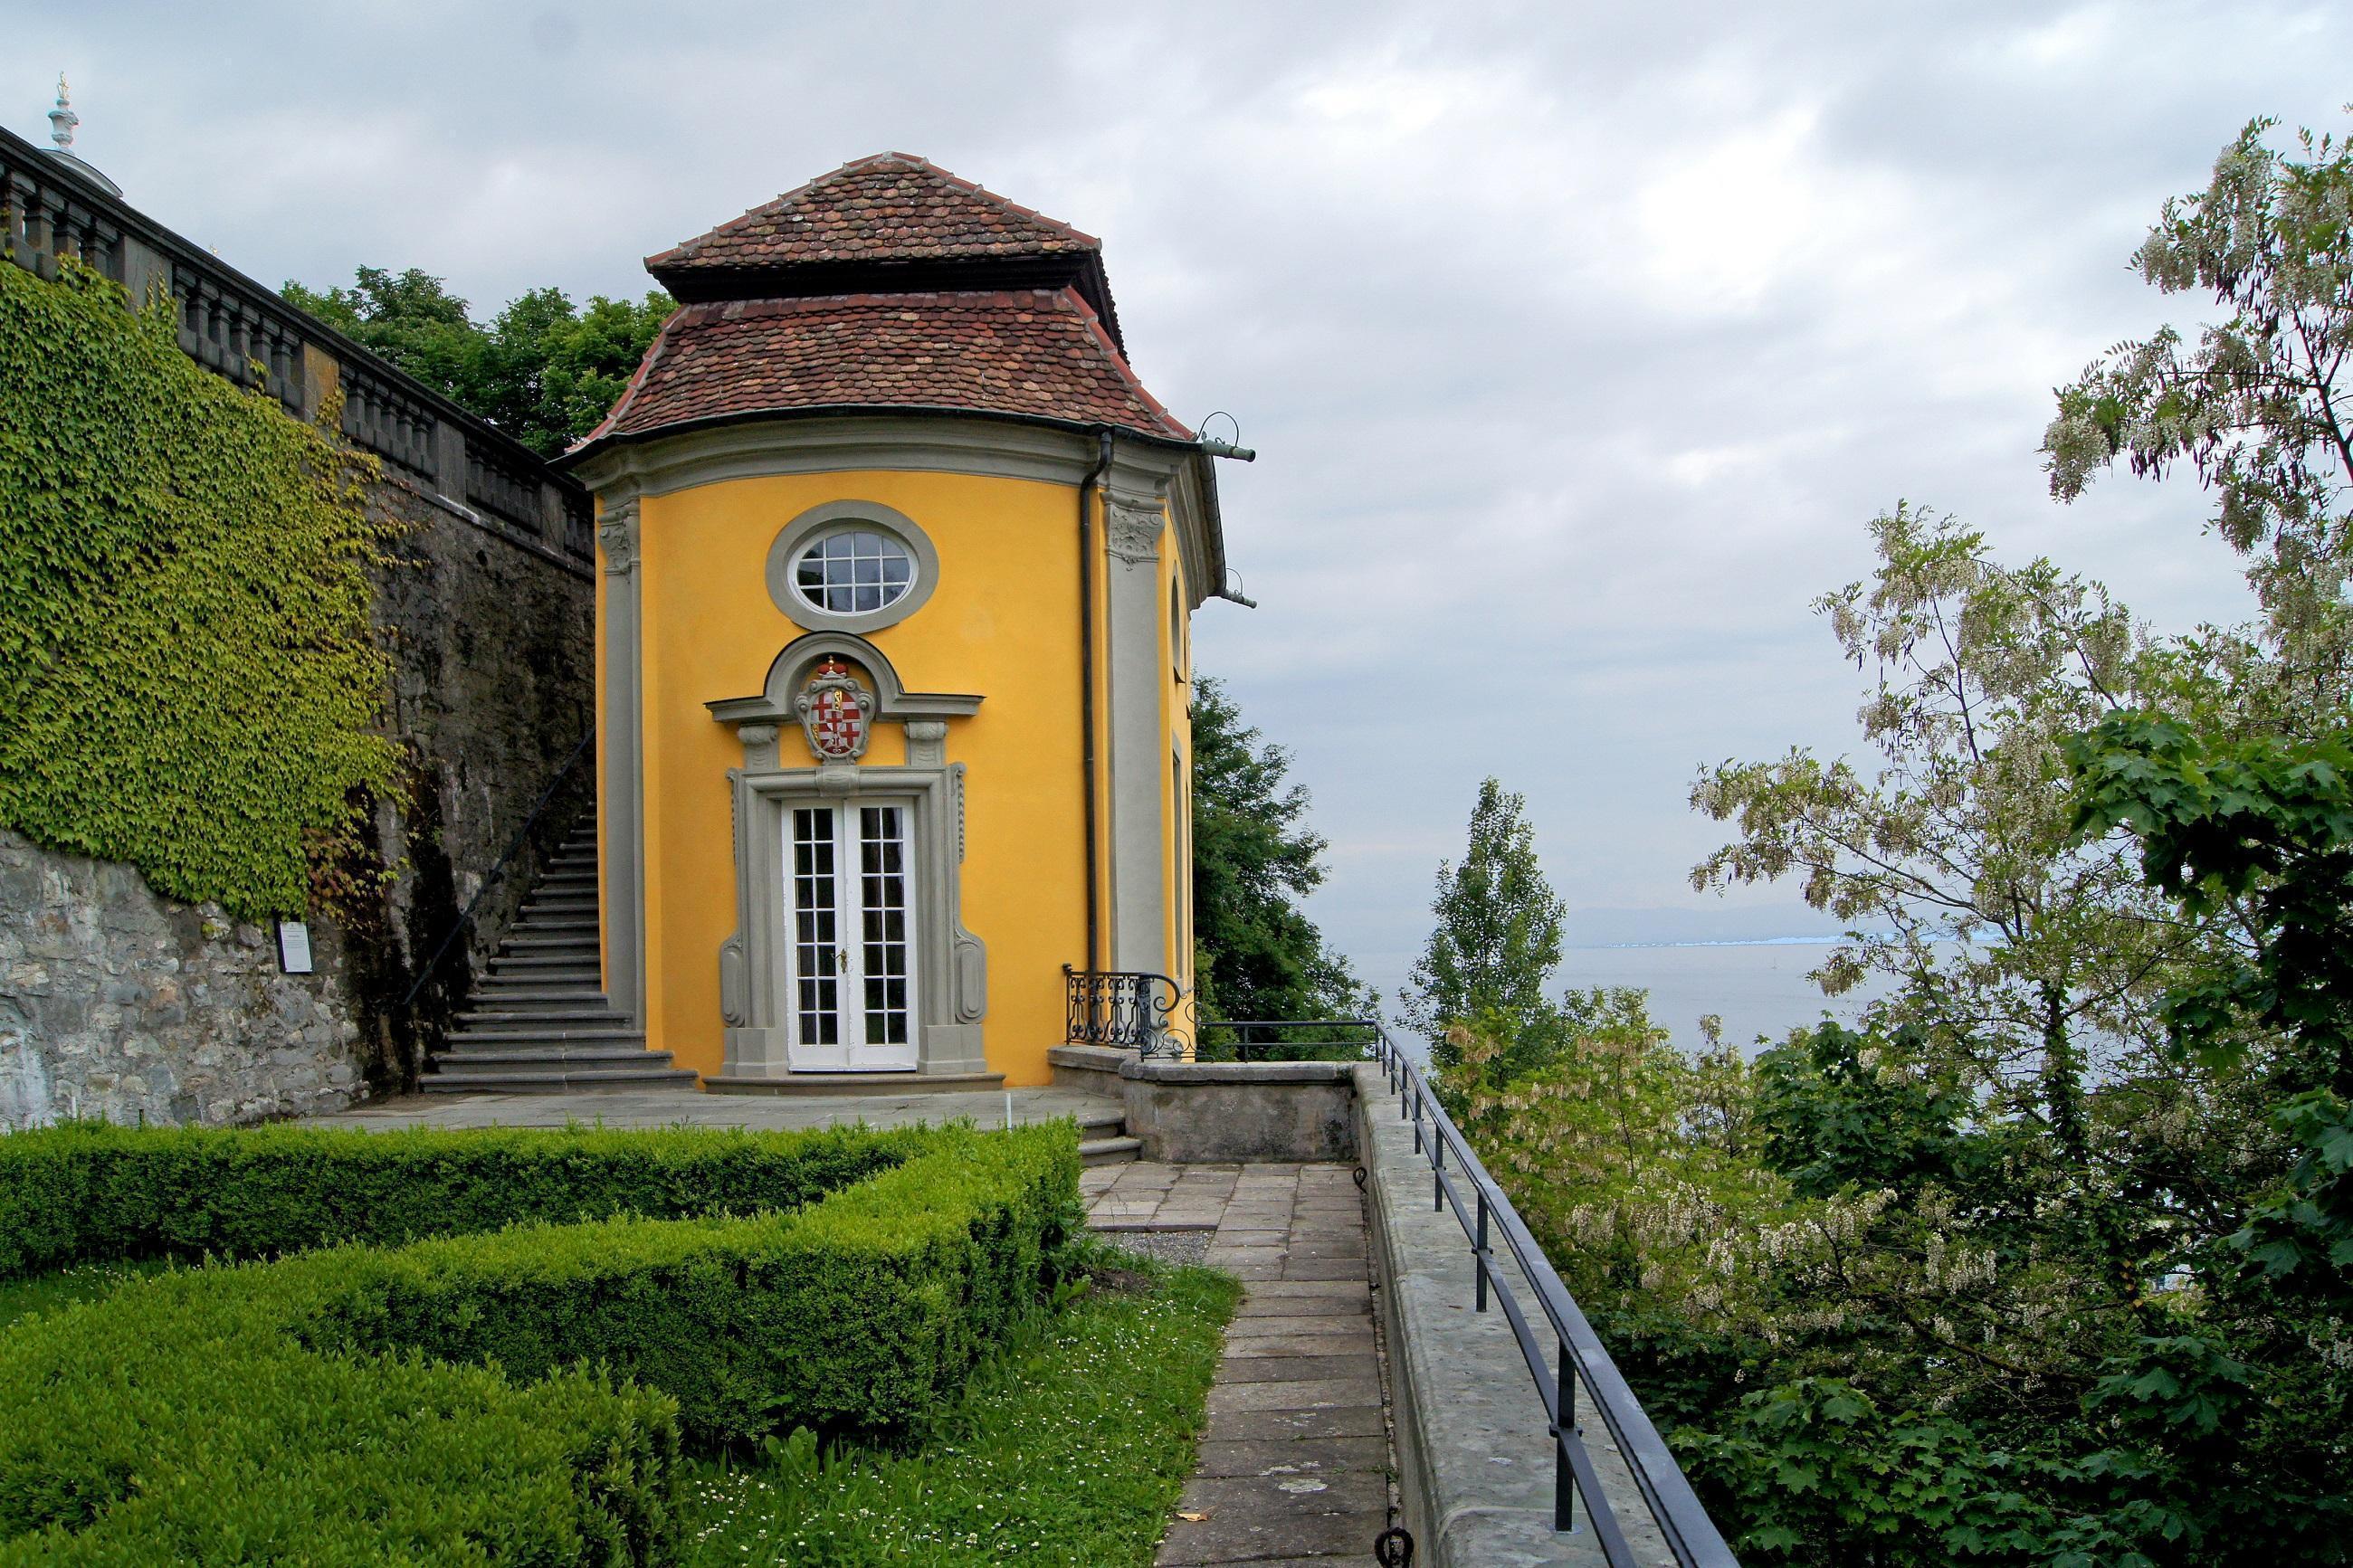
[
  {"xmin": 596, "ymin": 494, "xmax": 647, "ymax": 1021},
  {"xmin": 1102, "ymin": 487, "xmax": 1170, "ymax": 976}
]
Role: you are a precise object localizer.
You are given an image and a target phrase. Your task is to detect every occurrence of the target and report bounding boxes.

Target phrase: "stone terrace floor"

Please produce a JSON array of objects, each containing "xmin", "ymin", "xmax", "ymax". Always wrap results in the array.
[
  {"xmin": 308, "ymin": 1085, "xmax": 1109, "ymax": 1131},
  {"xmin": 1087, "ymin": 1162, "xmax": 1393, "ymax": 1568}
]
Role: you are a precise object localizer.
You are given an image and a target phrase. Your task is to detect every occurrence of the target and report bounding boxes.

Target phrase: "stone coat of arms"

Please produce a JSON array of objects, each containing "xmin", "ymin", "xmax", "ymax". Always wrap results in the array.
[{"xmin": 795, "ymin": 659, "xmax": 874, "ymax": 762}]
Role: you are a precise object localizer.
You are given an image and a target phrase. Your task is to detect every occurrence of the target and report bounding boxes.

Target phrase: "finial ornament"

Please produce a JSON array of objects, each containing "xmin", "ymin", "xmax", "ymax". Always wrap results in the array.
[{"xmin": 49, "ymin": 75, "xmax": 77, "ymax": 153}]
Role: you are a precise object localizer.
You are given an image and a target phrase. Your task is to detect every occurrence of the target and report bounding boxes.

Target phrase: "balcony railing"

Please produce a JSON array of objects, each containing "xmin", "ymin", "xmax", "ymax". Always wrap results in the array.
[
  {"xmin": 0, "ymin": 124, "xmax": 594, "ymax": 573},
  {"xmin": 1062, "ymin": 967, "xmax": 1188, "ymax": 1059},
  {"xmin": 1196, "ymin": 1017, "xmax": 1379, "ymax": 1062},
  {"xmin": 1360, "ymin": 1020, "xmax": 1742, "ymax": 1566}
]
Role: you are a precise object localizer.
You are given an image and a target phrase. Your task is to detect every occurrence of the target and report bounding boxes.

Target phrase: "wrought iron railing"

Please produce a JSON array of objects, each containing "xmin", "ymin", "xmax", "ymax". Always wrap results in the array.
[
  {"xmin": 1359, "ymin": 1020, "xmax": 1741, "ymax": 1567},
  {"xmin": 1062, "ymin": 967, "xmax": 1188, "ymax": 1059},
  {"xmin": 1198, "ymin": 1017, "xmax": 1379, "ymax": 1062}
]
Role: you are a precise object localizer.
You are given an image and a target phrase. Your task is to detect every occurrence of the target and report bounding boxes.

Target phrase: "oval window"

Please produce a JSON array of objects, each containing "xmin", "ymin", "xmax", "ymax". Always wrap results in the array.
[{"xmin": 792, "ymin": 529, "xmax": 916, "ymax": 616}]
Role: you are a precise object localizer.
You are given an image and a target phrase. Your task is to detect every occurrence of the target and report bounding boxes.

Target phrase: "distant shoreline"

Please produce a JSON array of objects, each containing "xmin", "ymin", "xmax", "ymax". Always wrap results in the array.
[{"xmin": 1568, "ymin": 935, "xmax": 1853, "ymax": 952}]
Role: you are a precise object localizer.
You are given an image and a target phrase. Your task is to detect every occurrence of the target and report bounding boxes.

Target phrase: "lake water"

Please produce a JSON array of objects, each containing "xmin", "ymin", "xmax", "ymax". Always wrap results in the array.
[{"xmin": 1553, "ymin": 939, "xmax": 1895, "ymax": 1055}]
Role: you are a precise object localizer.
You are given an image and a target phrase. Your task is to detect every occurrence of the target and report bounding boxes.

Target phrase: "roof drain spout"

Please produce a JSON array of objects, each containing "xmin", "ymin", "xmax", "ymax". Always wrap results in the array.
[{"xmin": 1079, "ymin": 426, "xmax": 1114, "ymax": 973}]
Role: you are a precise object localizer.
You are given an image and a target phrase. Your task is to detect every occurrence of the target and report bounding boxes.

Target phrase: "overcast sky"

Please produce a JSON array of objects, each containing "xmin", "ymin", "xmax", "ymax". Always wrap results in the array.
[{"xmin": 15, "ymin": 2, "xmax": 2348, "ymax": 1002}]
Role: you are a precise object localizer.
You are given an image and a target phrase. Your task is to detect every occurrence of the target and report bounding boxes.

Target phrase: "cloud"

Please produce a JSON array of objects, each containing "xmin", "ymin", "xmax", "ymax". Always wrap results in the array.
[{"xmin": 13, "ymin": 0, "xmax": 2339, "ymax": 1009}]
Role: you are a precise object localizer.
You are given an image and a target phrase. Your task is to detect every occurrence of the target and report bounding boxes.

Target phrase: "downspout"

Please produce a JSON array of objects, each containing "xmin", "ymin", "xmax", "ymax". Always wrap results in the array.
[{"xmin": 1079, "ymin": 427, "xmax": 1114, "ymax": 972}]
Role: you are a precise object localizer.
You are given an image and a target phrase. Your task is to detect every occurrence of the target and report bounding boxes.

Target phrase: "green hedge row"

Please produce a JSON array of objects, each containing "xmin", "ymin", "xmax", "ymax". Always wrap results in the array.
[
  {"xmin": 0, "ymin": 1118, "xmax": 925, "ymax": 1278},
  {"xmin": 275, "ymin": 1122, "xmax": 1081, "ymax": 1444},
  {"xmin": 0, "ymin": 1271, "xmax": 682, "ymax": 1565},
  {"xmin": 0, "ymin": 1121, "xmax": 1083, "ymax": 1561}
]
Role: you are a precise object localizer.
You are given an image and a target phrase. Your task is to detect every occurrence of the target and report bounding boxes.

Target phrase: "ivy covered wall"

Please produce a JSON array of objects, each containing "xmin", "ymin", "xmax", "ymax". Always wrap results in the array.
[{"xmin": 0, "ymin": 261, "xmax": 400, "ymax": 917}]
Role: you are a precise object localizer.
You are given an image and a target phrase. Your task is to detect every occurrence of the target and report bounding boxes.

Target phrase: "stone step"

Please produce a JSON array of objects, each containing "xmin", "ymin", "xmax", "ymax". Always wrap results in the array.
[
  {"xmin": 536, "ymin": 870, "xmax": 598, "ymax": 888},
  {"xmin": 489, "ymin": 953, "xmax": 602, "ymax": 972},
  {"xmin": 501, "ymin": 934, "xmax": 600, "ymax": 954},
  {"xmin": 464, "ymin": 1004, "xmax": 627, "ymax": 1024},
  {"xmin": 422, "ymin": 1065, "xmax": 701, "ymax": 1094},
  {"xmin": 439, "ymin": 1042, "xmax": 654, "ymax": 1065},
  {"xmin": 470, "ymin": 978, "xmax": 606, "ymax": 996},
  {"xmin": 511, "ymin": 914, "xmax": 600, "ymax": 933},
  {"xmin": 447, "ymin": 1026, "xmax": 646, "ymax": 1048},
  {"xmin": 1080, "ymin": 1135, "xmax": 1143, "ymax": 1167},
  {"xmin": 700, "ymin": 1070, "xmax": 1010, "ymax": 1098}
]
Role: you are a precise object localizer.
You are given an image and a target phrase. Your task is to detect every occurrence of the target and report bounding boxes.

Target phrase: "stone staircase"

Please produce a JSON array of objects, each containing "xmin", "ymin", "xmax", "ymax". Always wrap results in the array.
[
  {"xmin": 1052, "ymin": 1044, "xmax": 1142, "ymax": 1165},
  {"xmin": 424, "ymin": 826, "xmax": 699, "ymax": 1093}
]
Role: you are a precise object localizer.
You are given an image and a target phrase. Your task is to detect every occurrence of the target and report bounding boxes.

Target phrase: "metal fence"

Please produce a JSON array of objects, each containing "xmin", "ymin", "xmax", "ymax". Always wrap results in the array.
[
  {"xmin": 1062, "ymin": 967, "xmax": 1188, "ymax": 1058},
  {"xmin": 1196, "ymin": 1017, "xmax": 1379, "ymax": 1062},
  {"xmin": 1362, "ymin": 1021, "xmax": 1742, "ymax": 1567}
]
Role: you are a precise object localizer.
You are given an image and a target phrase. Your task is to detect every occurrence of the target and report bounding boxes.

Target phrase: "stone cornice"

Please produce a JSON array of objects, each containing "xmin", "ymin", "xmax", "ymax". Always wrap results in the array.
[{"xmin": 567, "ymin": 411, "xmax": 1224, "ymax": 599}]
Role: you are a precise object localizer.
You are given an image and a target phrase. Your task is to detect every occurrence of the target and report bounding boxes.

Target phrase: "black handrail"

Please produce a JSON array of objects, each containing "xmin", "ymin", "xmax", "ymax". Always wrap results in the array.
[
  {"xmin": 1062, "ymin": 966, "xmax": 1188, "ymax": 1058},
  {"xmin": 400, "ymin": 727, "xmax": 596, "ymax": 1011},
  {"xmin": 1355, "ymin": 1020, "xmax": 1741, "ymax": 1566},
  {"xmin": 1199, "ymin": 1017, "xmax": 1379, "ymax": 1062}
]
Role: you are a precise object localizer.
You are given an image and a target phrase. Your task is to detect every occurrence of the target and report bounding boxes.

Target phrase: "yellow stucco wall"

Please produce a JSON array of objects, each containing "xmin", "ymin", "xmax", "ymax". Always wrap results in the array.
[{"xmin": 611, "ymin": 466, "xmax": 1199, "ymax": 1087}]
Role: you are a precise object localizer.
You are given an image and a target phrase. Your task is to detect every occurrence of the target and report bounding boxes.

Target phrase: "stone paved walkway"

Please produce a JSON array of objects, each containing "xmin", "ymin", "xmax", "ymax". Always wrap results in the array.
[
  {"xmin": 1083, "ymin": 1161, "xmax": 1389, "ymax": 1568},
  {"xmin": 306, "ymin": 1085, "xmax": 1112, "ymax": 1132}
]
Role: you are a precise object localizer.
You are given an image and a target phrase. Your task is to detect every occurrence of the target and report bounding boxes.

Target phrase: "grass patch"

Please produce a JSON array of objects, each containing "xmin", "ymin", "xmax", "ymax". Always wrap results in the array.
[
  {"xmin": 682, "ymin": 1261, "xmax": 1241, "ymax": 1566},
  {"xmin": 0, "ymin": 1258, "xmax": 165, "ymax": 1331}
]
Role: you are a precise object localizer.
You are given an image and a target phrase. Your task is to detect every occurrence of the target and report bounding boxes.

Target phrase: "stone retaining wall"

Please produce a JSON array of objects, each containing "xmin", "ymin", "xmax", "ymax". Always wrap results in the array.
[{"xmin": 0, "ymin": 829, "xmax": 362, "ymax": 1128}]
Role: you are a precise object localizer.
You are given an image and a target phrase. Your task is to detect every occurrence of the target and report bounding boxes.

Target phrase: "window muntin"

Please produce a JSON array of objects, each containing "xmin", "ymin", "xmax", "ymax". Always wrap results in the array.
[{"xmin": 792, "ymin": 529, "xmax": 915, "ymax": 616}]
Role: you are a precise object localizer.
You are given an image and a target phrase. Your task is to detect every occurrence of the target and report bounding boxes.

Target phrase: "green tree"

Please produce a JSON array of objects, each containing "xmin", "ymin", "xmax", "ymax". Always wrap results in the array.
[
  {"xmin": 281, "ymin": 266, "xmax": 672, "ymax": 458},
  {"xmin": 2043, "ymin": 113, "xmax": 2353, "ymax": 709},
  {"xmin": 1398, "ymin": 778, "xmax": 1566, "ymax": 1070},
  {"xmin": 1187, "ymin": 677, "xmax": 1366, "ymax": 1031}
]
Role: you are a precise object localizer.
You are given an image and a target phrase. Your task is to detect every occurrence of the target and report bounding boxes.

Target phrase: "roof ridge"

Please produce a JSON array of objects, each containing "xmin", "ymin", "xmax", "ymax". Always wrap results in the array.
[
  {"xmin": 1053, "ymin": 286, "xmax": 1189, "ymax": 441},
  {"xmin": 648, "ymin": 153, "xmax": 1099, "ymax": 271},
  {"xmin": 572, "ymin": 303, "xmax": 681, "ymax": 451}
]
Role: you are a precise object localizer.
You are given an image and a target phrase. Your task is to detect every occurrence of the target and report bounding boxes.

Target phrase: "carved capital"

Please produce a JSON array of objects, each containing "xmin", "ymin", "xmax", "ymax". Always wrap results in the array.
[
  {"xmin": 597, "ymin": 499, "xmax": 639, "ymax": 575},
  {"xmin": 1105, "ymin": 496, "xmax": 1163, "ymax": 566}
]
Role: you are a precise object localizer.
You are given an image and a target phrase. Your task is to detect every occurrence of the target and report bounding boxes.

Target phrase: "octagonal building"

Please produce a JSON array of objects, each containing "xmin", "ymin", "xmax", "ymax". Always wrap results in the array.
[{"xmin": 559, "ymin": 153, "xmax": 1229, "ymax": 1090}]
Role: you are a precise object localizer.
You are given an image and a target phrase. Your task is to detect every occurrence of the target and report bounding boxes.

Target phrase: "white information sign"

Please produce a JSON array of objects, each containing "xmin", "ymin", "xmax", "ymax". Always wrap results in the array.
[{"xmin": 276, "ymin": 919, "xmax": 314, "ymax": 974}]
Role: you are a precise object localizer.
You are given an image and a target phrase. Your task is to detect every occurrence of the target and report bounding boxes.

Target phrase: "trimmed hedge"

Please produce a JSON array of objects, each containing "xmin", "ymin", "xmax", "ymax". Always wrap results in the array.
[
  {"xmin": 0, "ymin": 1119, "xmax": 926, "ymax": 1278},
  {"xmin": 0, "ymin": 1282, "xmax": 681, "ymax": 1565},
  {"xmin": 0, "ymin": 1121, "xmax": 1084, "ymax": 1562},
  {"xmin": 289, "ymin": 1123, "xmax": 1081, "ymax": 1444}
]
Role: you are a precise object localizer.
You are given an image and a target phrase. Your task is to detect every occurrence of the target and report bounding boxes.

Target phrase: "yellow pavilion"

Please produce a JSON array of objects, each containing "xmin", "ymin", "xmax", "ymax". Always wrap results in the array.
[{"xmin": 560, "ymin": 153, "xmax": 1237, "ymax": 1089}]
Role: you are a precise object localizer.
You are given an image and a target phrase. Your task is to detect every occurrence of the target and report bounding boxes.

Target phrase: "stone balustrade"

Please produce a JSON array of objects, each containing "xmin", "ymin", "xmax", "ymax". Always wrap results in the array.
[{"xmin": 0, "ymin": 123, "xmax": 593, "ymax": 574}]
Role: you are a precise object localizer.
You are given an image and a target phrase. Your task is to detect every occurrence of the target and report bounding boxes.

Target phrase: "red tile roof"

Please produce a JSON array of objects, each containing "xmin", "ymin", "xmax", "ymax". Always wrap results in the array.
[
  {"xmin": 649, "ymin": 153, "xmax": 1099, "ymax": 274},
  {"xmin": 582, "ymin": 287, "xmax": 1190, "ymax": 446}
]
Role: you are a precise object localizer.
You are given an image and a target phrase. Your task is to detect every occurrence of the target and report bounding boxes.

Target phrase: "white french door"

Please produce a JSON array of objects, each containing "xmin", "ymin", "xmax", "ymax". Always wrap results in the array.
[{"xmin": 783, "ymin": 800, "xmax": 919, "ymax": 1070}]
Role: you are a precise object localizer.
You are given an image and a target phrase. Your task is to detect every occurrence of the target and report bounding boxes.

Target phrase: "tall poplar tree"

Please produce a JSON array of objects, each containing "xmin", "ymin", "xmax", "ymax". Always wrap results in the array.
[{"xmin": 1400, "ymin": 778, "xmax": 1567, "ymax": 1069}]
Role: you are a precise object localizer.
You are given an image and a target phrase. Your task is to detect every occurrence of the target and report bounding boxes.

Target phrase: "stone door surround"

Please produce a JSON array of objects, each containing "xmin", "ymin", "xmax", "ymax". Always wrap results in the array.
[{"xmin": 708, "ymin": 632, "xmax": 986, "ymax": 1078}]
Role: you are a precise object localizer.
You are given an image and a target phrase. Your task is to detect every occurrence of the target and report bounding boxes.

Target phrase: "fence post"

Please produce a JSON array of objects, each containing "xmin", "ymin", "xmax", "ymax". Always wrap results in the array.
[
  {"xmin": 1475, "ymin": 1190, "xmax": 1490, "ymax": 1311},
  {"xmin": 1555, "ymin": 1335, "xmax": 1577, "ymax": 1535}
]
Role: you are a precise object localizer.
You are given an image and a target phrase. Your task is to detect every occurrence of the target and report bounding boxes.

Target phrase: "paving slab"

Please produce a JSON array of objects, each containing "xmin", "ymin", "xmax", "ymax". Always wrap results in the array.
[
  {"xmin": 1191, "ymin": 1436, "xmax": 1391, "ymax": 1478},
  {"xmin": 1217, "ymin": 1354, "xmax": 1373, "ymax": 1383},
  {"xmin": 1157, "ymin": 1472, "xmax": 1388, "ymax": 1564},
  {"xmin": 1205, "ymin": 1404, "xmax": 1388, "ymax": 1443}
]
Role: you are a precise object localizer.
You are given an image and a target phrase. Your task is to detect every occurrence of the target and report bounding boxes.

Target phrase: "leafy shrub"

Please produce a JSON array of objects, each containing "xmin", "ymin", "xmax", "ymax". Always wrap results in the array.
[
  {"xmin": 291, "ymin": 1124, "xmax": 1082, "ymax": 1444},
  {"xmin": 0, "ymin": 1118, "xmax": 923, "ymax": 1278},
  {"xmin": 0, "ymin": 1278, "xmax": 681, "ymax": 1565},
  {"xmin": 0, "ymin": 1120, "xmax": 1083, "ymax": 1560}
]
